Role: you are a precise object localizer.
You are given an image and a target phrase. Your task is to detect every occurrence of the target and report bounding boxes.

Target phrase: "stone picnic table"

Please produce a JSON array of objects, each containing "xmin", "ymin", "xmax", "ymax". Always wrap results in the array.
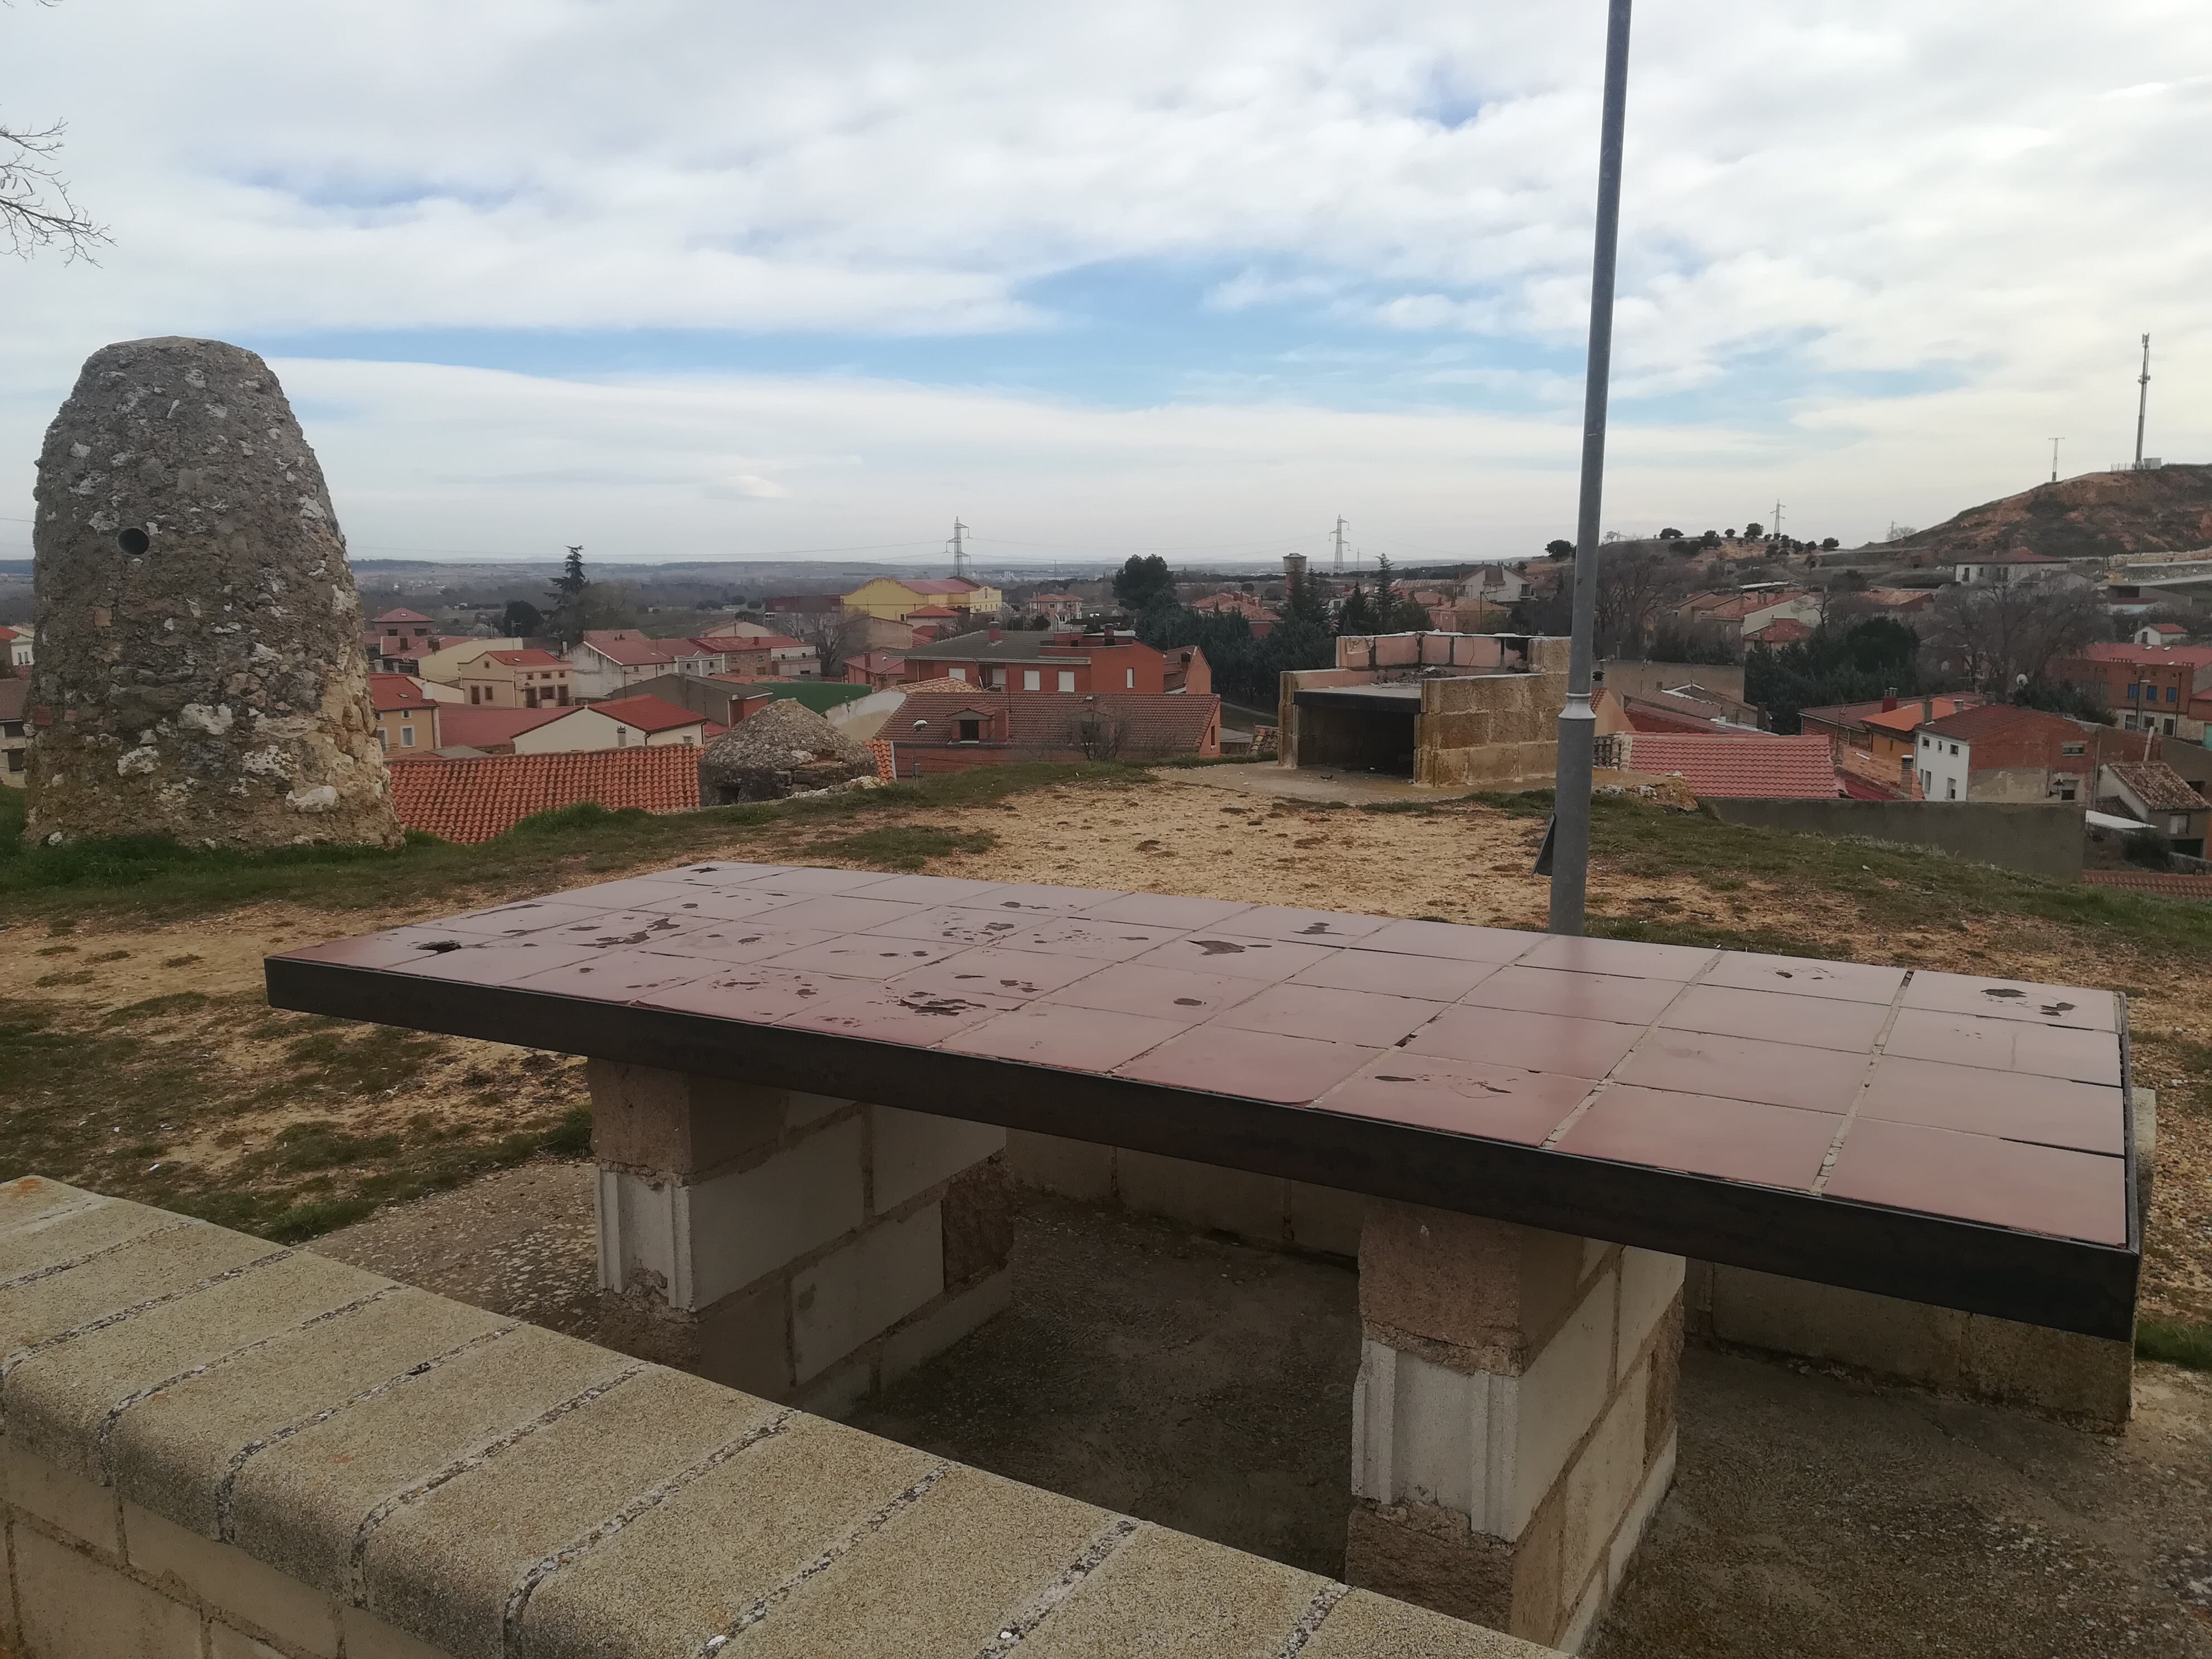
[{"xmin": 266, "ymin": 862, "xmax": 2138, "ymax": 1650}]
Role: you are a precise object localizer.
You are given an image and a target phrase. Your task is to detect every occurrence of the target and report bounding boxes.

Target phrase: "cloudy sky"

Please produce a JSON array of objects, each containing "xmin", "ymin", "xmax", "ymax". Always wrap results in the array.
[{"xmin": 4, "ymin": 0, "xmax": 2208, "ymax": 568}]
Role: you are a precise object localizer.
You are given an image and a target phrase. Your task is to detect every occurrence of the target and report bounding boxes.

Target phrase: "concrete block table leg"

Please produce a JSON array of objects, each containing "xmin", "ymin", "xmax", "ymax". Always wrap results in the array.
[
  {"xmin": 1347, "ymin": 1201, "xmax": 1682, "ymax": 1653},
  {"xmin": 588, "ymin": 1062, "xmax": 1011, "ymax": 1415}
]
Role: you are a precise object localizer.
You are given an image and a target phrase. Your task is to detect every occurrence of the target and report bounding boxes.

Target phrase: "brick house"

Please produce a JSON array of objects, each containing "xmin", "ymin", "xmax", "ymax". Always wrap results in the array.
[
  {"xmin": 2047, "ymin": 642, "xmax": 2212, "ymax": 740},
  {"xmin": 883, "ymin": 690, "xmax": 1220, "ymax": 775},
  {"xmin": 456, "ymin": 648, "xmax": 574, "ymax": 709},
  {"xmin": 899, "ymin": 629, "xmax": 1200, "ymax": 695},
  {"xmin": 1910, "ymin": 704, "xmax": 2150, "ymax": 803},
  {"xmin": 362, "ymin": 608, "xmax": 438, "ymax": 669},
  {"xmin": 368, "ymin": 674, "xmax": 442, "ymax": 756}
]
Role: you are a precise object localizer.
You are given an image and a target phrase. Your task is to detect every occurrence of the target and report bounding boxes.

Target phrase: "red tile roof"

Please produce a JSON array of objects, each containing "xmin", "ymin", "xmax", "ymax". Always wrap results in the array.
[
  {"xmin": 1623, "ymin": 733, "xmax": 1838, "ymax": 798},
  {"xmin": 1918, "ymin": 703, "xmax": 2083, "ymax": 743},
  {"xmin": 372, "ymin": 608, "xmax": 435, "ymax": 624},
  {"xmin": 438, "ymin": 705, "xmax": 570, "ymax": 749},
  {"xmin": 0, "ymin": 626, "xmax": 17, "ymax": 642},
  {"xmin": 1860, "ymin": 696, "xmax": 1978, "ymax": 736},
  {"xmin": 388, "ymin": 747, "xmax": 701, "ymax": 843},
  {"xmin": 1745, "ymin": 618, "xmax": 1812, "ymax": 645},
  {"xmin": 2080, "ymin": 870, "xmax": 2212, "ymax": 899},
  {"xmin": 593, "ymin": 693, "xmax": 707, "ymax": 735},
  {"xmin": 902, "ymin": 605, "xmax": 961, "ymax": 618},
  {"xmin": 483, "ymin": 648, "xmax": 568, "ymax": 668},
  {"xmin": 2103, "ymin": 761, "xmax": 2206, "ymax": 814},
  {"xmin": 2070, "ymin": 641, "xmax": 2212, "ymax": 670},
  {"xmin": 368, "ymin": 673, "xmax": 437, "ymax": 714},
  {"xmin": 579, "ymin": 630, "xmax": 680, "ymax": 667}
]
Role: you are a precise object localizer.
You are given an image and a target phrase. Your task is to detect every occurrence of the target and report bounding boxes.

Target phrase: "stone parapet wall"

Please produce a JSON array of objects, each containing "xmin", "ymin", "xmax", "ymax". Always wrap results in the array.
[{"xmin": 1, "ymin": 1175, "xmax": 1557, "ymax": 1659}]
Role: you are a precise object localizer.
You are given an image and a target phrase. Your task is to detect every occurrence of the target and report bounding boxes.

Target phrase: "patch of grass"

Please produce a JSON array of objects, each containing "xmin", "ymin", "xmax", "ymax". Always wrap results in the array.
[
  {"xmin": 2137, "ymin": 1318, "xmax": 2212, "ymax": 1371},
  {"xmin": 806, "ymin": 825, "xmax": 999, "ymax": 871},
  {"xmin": 0, "ymin": 761, "xmax": 1146, "ymax": 923},
  {"xmin": 100, "ymin": 991, "xmax": 213, "ymax": 1023}
]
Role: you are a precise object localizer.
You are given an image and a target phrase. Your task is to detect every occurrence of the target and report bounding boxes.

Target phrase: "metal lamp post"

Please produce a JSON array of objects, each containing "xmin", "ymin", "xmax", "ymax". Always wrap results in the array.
[{"xmin": 1548, "ymin": 0, "xmax": 1635, "ymax": 936}]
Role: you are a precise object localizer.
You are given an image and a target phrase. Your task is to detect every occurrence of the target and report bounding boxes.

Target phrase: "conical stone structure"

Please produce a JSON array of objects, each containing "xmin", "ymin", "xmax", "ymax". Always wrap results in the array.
[{"xmin": 23, "ymin": 338, "xmax": 401, "ymax": 848}]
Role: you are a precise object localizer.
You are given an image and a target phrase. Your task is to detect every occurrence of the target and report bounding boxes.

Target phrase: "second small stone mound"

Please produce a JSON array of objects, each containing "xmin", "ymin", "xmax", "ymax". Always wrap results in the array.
[{"xmin": 700, "ymin": 700, "xmax": 875, "ymax": 803}]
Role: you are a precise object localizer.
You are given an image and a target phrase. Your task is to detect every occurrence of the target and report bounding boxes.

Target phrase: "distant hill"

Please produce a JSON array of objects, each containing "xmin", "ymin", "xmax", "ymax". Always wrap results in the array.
[{"xmin": 1888, "ymin": 464, "xmax": 2212, "ymax": 564}]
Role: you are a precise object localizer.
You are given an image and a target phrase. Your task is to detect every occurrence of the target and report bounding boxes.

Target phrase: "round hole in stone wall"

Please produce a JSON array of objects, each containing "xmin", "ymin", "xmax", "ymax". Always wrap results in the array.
[{"xmin": 117, "ymin": 527, "xmax": 151, "ymax": 555}]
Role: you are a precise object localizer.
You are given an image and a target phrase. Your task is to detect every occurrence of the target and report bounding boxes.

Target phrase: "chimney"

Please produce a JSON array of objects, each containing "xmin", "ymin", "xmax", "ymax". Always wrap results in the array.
[
  {"xmin": 1920, "ymin": 695, "xmax": 1934, "ymax": 721},
  {"xmin": 987, "ymin": 627, "xmax": 1002, "ymax": 643},
  {"xmin": 1880, "ymin": 689, "xmax": 1898, "ymax": 712}
]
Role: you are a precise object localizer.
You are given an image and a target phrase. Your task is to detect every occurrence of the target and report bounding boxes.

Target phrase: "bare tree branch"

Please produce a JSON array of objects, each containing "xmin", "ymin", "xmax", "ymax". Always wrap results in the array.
[{"xmin": 4, "ymin": 0, "xmax": 110, "ymax": 260}]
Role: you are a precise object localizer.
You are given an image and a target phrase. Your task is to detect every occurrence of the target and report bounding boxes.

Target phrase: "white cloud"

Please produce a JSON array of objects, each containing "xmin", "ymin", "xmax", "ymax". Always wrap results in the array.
[{"xmin": 2, "ymin": 0, "xmax": 2209, "ymax": 555}]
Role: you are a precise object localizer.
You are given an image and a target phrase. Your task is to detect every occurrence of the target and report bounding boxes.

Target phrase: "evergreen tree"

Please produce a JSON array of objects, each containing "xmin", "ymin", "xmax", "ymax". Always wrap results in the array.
[
  {"xmin": 1336, "ymin": 580, "xmax": 1377, "ymax": 637},
  {"xmin": 1112, "ymin": 555, "xmax": 1176, "ymax": 613}
]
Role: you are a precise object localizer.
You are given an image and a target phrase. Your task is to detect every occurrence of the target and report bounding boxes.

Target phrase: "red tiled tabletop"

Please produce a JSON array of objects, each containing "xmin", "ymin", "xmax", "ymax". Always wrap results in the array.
[{"xmin": 268, "ymin": 862, "xmax": 2138, "ymax": 1301}]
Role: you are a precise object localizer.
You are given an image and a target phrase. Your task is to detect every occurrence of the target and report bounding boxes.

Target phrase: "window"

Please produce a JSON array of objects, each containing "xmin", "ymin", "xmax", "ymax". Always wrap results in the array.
[
  {"xmin": 1948, "ymin": 743, "xmax": 1958, "ymax": 756},
  {"xmin": 957, "ymin": 719, "xmax": 982, "ymax": 744},
  {"xmin": 1919, "ymin": 770, "xmax": 1930, "ymax": 793},
  {"xmin": 4, "ymin": 750, "xmax": 22, "ymax": 773},
  {"xmin": 1058, "ymin": 670, "xmax": 1075, "ymax": 692},
  {"xmin": 1946, "ymin": 780, "xmax": 1957, "ymax": 799},
  {"xmin": 2061, "ymin": 742, "xmax": 2084, "ymax": 756},
  {"xmin": 2168, "ymin": 685, "xmax": 2179, "ymax": 703},
  {"xmin": 1023, "ymin": 670, "xmax": 1041, "ymax": 691},
  {"xmin": 400, "ymin": 726, "xmax": 415, "ymax": 748},
  {"xmin": 2166, "ymin": 719, "xmax": 2178, "ymax": 735},
  {"xmin": 949, "ymin": 667, "xmax": 967, "ymax": 682},
  {"xmin": 2058, "ymin": 784, "xmax": 2076, "ymax": 802},
  {"xmin": 1124, "ymin": 668, "xmax": 1135, "ymax": 689},
  {"xmin": 2127, "ymin": 682, "xmax": 2140, "ymax": 700}
]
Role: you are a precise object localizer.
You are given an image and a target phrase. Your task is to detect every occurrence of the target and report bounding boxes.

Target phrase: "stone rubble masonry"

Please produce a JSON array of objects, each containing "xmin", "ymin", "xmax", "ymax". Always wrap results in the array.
[
  {"xmin": 1344, "ymin": 1203, "xmax": 1685, "ymax": 1653},
  {"xmin": 587, "ymin": 1063, "xmax": 1016, "ymax": 1415},
  {"xmin": 25, "ymin": 336, "xmax": 401, "ymax": 850},
  {"xmin": 1008, "ymin": 1126, "xmax": 2133, "ymax": 1429},
  {"xmin": 0, "ymin": 1175, "xmax": 1559, "ymax": 1659}
]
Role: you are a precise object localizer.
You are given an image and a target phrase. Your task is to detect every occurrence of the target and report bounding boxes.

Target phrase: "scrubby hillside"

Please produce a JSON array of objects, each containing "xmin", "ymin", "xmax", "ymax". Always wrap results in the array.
[{"xmin": 1889, "ymin": 463, "xmax": 2212, "ymax": 564}]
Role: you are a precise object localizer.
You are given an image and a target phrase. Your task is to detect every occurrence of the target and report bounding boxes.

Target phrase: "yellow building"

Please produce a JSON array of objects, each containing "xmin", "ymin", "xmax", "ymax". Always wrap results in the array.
[{"xmin": 841, "ymin": 576, "xmax": 1003, "ymax": 621}]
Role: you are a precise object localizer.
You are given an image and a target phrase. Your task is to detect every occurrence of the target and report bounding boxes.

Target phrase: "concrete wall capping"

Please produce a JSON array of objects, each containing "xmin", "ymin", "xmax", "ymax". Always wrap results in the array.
[{"xmin": 0, "ymin": 1175, "xmax": 1558, "ymax": 1659}]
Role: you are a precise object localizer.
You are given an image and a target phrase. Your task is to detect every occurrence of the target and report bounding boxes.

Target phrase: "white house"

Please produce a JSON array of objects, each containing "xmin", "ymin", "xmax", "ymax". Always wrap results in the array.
[
  {"xmin": 2135, "ymin": 622, "xmax": 2187, "ymax": 647},
  {"xmin": 0, "ymin": 624, "xmax": 32, "ymax": 671},
  {"xmin": 1953, "ymin": 550, "xmax": 2067, "ymax": 585}
]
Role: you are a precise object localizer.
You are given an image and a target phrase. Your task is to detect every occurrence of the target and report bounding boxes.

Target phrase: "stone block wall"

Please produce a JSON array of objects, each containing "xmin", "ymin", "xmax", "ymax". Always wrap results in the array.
[
  {"xmin": 590, "ymin": 1064, "xmax": 1011, "ymax": 1415},
  {"xmin": 1, "ymin": 1175, "xmax": 1560, "ymax": 1659},
  {"xmin": 1415, "ymin": 673, "xmax": 1566, "ymax": 790},
  {"xmin": 1346, "ymin": 1208, "xmax": 1681, "ymax": 1652},
  {"xmin": 1006, "ymin": 1131, "xmax": 1362, "ymax": 1255}
]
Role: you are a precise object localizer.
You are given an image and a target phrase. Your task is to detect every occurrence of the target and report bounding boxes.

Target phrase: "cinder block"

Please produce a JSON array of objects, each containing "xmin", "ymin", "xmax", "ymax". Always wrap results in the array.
[
  {"xmin": 600, "ymin": 1118, "xmax": 870, "ymax": 1311},
  {"xmin": 14, "ymin": 1524, "xmax": 202, "ymax": 1659},
  {"xmin": 360, "ymin": 1366, "xmax": 781, "ymax": 1659},
  {"xmin": 1289, "ymin": 1182, "xmax": 1365, "ymax": 1257},
  {"xmin": 0, "ymin": 1437, "xmax": 120, "ymax": 1553},
  {"xmin": 882, "ymin": 1270, "xmax": 1012, "ymax": 1386},
  {"xmin": 587, "ymin": 1061, "xmax": 826, "ymax": 1177},
  {"xmin": 341, "ymin": 1606, "xmax": 460, "ymax": 1659},
  {"xmin": 105, "ymin": 1285, "xmax": 499, "ymax": 1537},
  {"xmin": 1506, "ymin": 1272, "xmax": 1617, "ymax": 1539},
  {"xmin": 682, "ymin": 1115, "xmax": 869, "ymax": 1307},
  {"xmin": 1558, "ymin": 1365, "xmax": 1648, "ymax": 1595},
  {"xmin": 871, "ymin": 1107, "xmax": 1004, "ymax": 1213},
  {"xmin": 7, "ymin": 1250, "xmax": 390, "ymax": 1484},
  {"xmin": 1299, "ymin": 1586, "xmax": 1563, "ymax": 1658},
  {"xmin": 127, "ymin": 1499, "xmax": 341, "ymax": 1656},
  {"xmin": 1606, "ymin": 1427, "xmax": 1676, "ymax": 1595},
  {"xmin": 792, "ymin": 1205, "xmax": 944, "ymax": 1382},
  {"xmin": 1002, "ymin": 1130, "xmax": 1114, "ymax": 1201},
  {"xmin": 793, "ymin": 1356, "xmax": 875, "ymax": 1420},
  {"xmin": 229, "ymin": 1325, "xmax": 634, "ymax": 1597},
  {"xmin": 510, "ymin": 1414, "xmax": 940, "ymax": 1658},
  {"xmin": 1019, "ymin": 1522, "xmax": 1328, "ymax": 1658},
  {"xmin": 1709, "ymin": 1265, "xmax": 1966, "ymax": 1389},
  {"xmin": 707, "ymin": 1464, "xmax": 1114, "ymax": 1659},
  {"xmin": 942, "ymin": 1158, "xmax": 1012, "ymax": 1286},
  {"xmin": 1615, "ymin": 1250, "xmax": 1685, "ymax": 1379},
  {"xmin": 1962, "ymin": 1313, "xmax": 2132, "ymax": 1427},
  {"xmin": 1118, "ymin": 1151, "xmax": 1286, "ymax": 1243},
  {"xmin": 0, "ymin": 1221, "xmax": 276, "ymax": 1362},
  {"xmin": 1360, "ymin": 1203, "xmax": 1590, "ymax": 1375},
  {"xmin": 210, "ymin": 1626, "xmax": 288, "ymax": 1659},
  {"xmin": 0, "ymin": 1193, "xmax": 181, "ymax": 1282}
]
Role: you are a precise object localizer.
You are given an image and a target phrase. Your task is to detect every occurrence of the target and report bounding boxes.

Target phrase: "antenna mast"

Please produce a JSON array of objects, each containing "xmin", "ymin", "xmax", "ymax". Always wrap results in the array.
[
  {"xmin": 2048, "ymin": 436, "xmax": 2063, "ymax": 483},
  {"xmin": 2134, "ymin": 335, "xmax": 2151, "ymax": 469},
  {"xmin": 1332, "ymin": 516, "xmax": 1348, "ymax": 573}
]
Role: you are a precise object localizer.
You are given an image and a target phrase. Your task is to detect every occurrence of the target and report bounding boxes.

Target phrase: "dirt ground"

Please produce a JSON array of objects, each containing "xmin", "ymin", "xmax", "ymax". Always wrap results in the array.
[
  {"xmin": 313, "ymin": 1167, "xmax": 2212, "ymax": 1659},
  {"xmin": 3, "ymin": 772, "xmax": 2205, "ymax": 1318}
]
